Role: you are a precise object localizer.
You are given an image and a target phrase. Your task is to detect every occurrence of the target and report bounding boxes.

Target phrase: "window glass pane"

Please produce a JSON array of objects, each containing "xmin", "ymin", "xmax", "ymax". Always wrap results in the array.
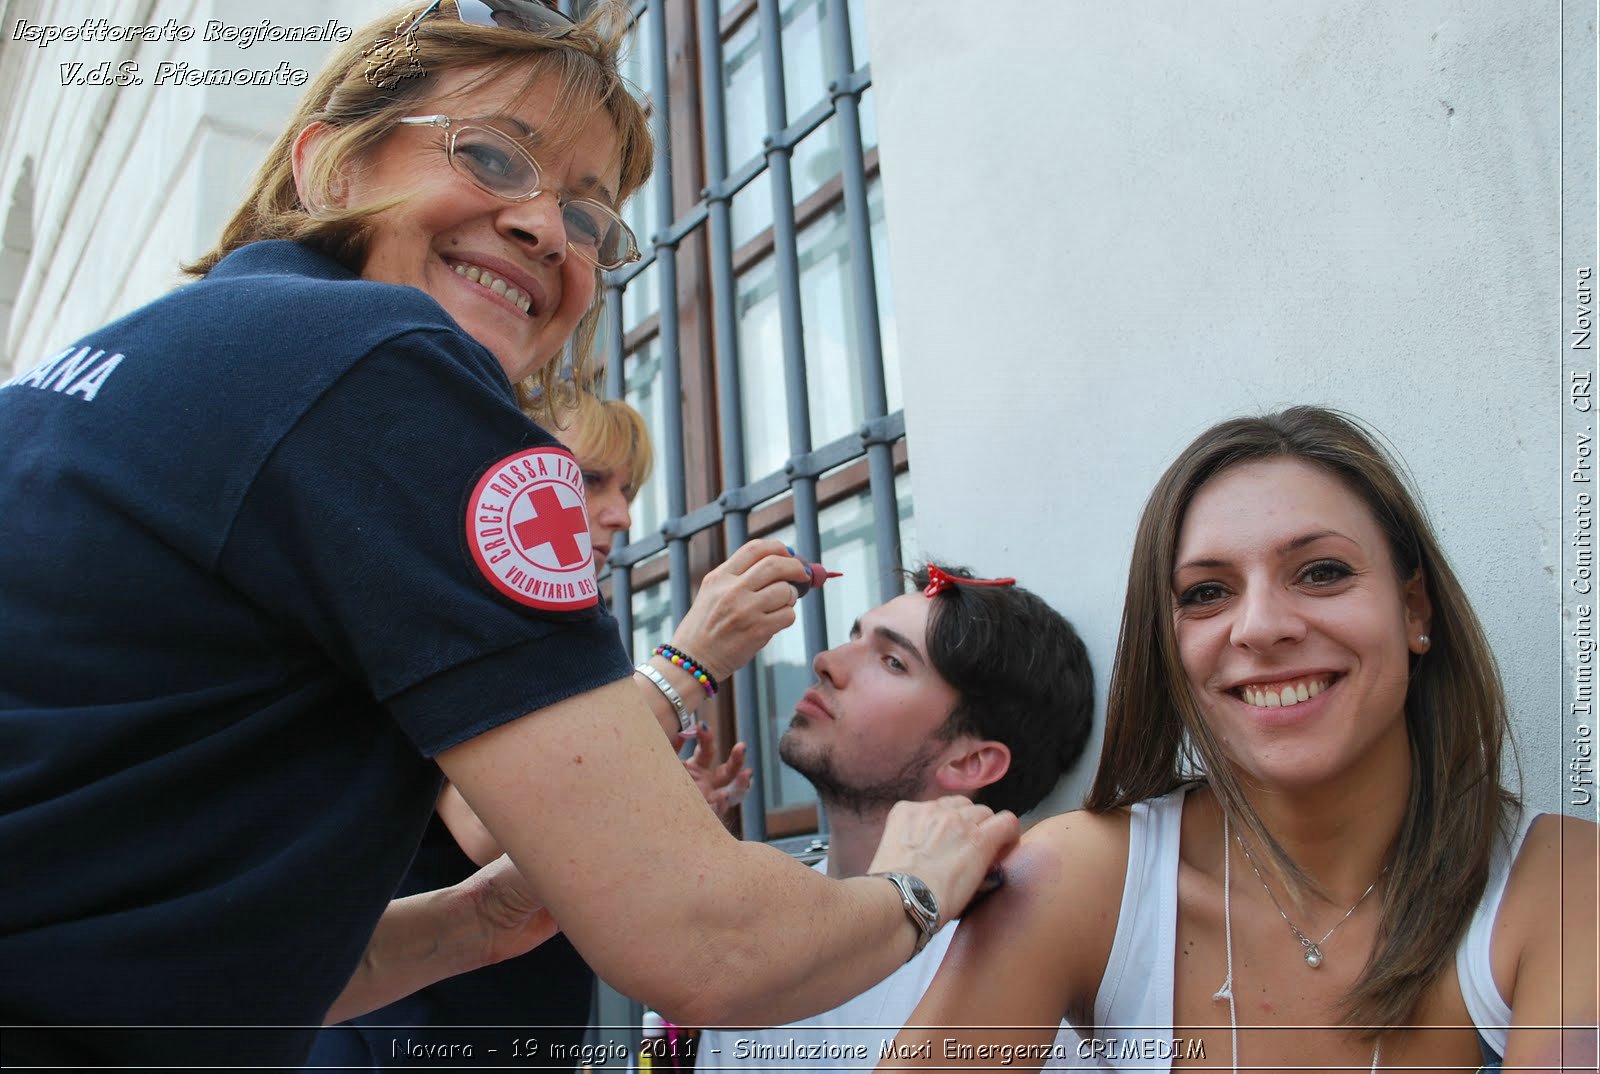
[
  {"xmin": 616, "ymin": 4, "xmax": 657, "ymax": 272},
  {"xmin": 780, "ymin": 0, "xmax": 828, "ymax": 121},
  {"xmin": 755, "ymin": 480, "xmax": 916, "ymax": 812},
  {"xmin": 791, "ymin": 116, "xmax": 840, "ymax": 208},
  {"xmin": 859, "ymin": 85, "xmax": 877, "ymax": 153},
  {"xmin": 619, "ymin": 2, "xmax": 657, "ymax": 104},
  {"xmin": 722, "ymin": 9, "xmax": 777, "ymax": 249},
  {"xmin": 624, "ymin": 338, "xmax": 668, "ymax": 540},
  {"xmin": 894, "ymin": 469, "xmax": 917, "ymax": 568},
  {"xmin": 793, "ymin": 175, "xmax": 897, "ymax": 450},
  {"xmin": 871, "ymin": 177, "xmax": 901, "ymax": 414},
  {"xmin": 622, "ymin": 259, "xmax": 660, "ymax": 334},
  {"xmin": 848, "ymin": 0, "xmax": 868, "ymax": 74},
  {"xmin": 733, "ymin": 256, "xmax": 789, "ymax": 480},
  {"xmin": 589, "ymin": 296, "xmax": 620, "ymax": 378},
  {"xmin": 731, "ymin": 168, "xmax": 774, "ymax": 251},
  {"xmin": 815, "ymin": 485, "xmax": 890, "ymax": 643},
  {"xmin": 722, "ymin": 16, "xmax": 766, "ymax": 179},
  {"xmin": 751, "ymin": 517, "xmax": 813, "ymax": 811},
  {"xmin": 792, "ymin": 197, "xmax": 853, "ymax": 452},
  {"xmin": 622, "ymin": 171, "xmax": 658, "ymax": 263},
  {"xmin": 629, "ymin": 578, "xmax": 673, "ymax": 662}
]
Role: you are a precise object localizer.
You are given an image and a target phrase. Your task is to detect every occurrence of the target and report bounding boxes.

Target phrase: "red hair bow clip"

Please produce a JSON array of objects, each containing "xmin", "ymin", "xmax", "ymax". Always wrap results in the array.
[{"xmin": 922, "ymin": 565, "xmax": 1017, "ymax": 597}]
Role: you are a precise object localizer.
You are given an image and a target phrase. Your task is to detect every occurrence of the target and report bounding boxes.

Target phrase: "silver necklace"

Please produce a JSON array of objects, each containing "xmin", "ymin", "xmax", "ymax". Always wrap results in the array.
[
  {"xmin": 1218, "ymin": 810, "xmax": 1381, "ymax": 1072},
  {"xmin": 1235, "ymin": 831, "xmax": 1385, "ymax": 969}
]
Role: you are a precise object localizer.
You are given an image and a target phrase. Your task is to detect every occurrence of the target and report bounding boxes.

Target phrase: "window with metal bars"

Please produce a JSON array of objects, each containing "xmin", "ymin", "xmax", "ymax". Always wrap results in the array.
[{"xmin": 594, "ymin": 0, "xmax": 910, "ymax": 844}]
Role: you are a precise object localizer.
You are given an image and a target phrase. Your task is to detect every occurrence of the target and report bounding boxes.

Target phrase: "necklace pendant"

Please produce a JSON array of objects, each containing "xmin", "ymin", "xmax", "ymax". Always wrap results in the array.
[{"xmin": 1304, "ymin": 945, "xmax": 1324, "ymax": 969}]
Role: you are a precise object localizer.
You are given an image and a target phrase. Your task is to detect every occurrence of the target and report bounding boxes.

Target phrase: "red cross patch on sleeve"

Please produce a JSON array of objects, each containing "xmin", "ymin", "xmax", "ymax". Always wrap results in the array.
[{"xmin": 466, "ymin": 447, "xmax": 600, "ymax": 611}]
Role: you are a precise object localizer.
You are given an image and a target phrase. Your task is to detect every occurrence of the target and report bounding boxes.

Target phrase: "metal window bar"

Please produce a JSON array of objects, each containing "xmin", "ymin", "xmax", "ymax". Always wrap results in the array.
[
  {"xmin": 649, "ymin": 0, "xmax": 694, "ymax": 626},
  {"xmin": 823, "ymin": 0, "xmax": 902, "ymax": 607},
  {"xmin": 604, "ymin": 295, "xmax": 634, "ymax": 650},
  {"xmin": 696, "ymin": 0, "xmax": 764, "ymax": 840}
]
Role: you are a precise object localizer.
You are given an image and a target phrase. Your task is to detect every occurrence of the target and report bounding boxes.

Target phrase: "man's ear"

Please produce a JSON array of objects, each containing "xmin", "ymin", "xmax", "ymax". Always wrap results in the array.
[
  {"xmin": 290, "ymin": 121, "xmax": 343, "ymax": 212},
  {"xmin": 1404, "ymin": 567, "xmax": 1433, "ymax": 655},
  {"xmin": 933, "ymin": 739, "xmax": 1011, "ymax": 798}
]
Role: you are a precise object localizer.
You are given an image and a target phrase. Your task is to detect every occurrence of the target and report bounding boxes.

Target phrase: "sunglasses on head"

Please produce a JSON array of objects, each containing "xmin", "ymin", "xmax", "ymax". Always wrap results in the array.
[{"xmin": 403, "ymin": 0, "xmax": 575, "ymax": 37}]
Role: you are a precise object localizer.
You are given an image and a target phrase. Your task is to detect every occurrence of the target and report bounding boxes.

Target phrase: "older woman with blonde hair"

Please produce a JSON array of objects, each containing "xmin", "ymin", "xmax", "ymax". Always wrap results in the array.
[
  {"xmin": 884, "ymin": 406, "xmax": 1596, "ymax": 1072},
  {"xmin": 0, "ymin": 2, "xmax": 1013, "ymax": 1066}
]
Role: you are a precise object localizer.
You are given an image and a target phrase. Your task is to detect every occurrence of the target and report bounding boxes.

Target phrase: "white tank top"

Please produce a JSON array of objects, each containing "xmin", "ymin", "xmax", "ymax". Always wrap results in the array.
[
  {"xmin": 1454, "ymin": 805, "xmax": 1539, "ymax": 1065},
  {"xmin": 1090, "ymin": 786, "xmax": 1536, "ymax": 1072},
  {"xmin": 1090, "ymin": 787, "xmax": 1187, "ymax": 1072}
]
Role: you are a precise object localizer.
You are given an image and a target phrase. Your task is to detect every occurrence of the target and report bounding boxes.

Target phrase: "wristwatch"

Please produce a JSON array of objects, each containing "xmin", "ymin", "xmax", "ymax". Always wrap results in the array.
[{"xmin": 870, "ymin": 871, "xmax": 939, "ymax": 958}]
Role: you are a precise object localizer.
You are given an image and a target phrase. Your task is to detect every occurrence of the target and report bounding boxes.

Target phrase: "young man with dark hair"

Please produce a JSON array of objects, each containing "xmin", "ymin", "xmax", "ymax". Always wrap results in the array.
[{"xmin": 697, "ymin": 564, "xmax": 1096, "ymax": 1070}]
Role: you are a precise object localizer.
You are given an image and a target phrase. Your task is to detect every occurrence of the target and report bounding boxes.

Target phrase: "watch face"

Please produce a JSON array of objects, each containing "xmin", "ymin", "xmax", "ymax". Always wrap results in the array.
[{"xmin": 903, "ymin": 875, "xmax": 938, "ymax": 919}]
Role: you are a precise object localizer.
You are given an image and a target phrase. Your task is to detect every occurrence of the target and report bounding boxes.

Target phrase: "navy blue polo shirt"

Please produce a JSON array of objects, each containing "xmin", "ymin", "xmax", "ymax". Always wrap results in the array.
[
  {"xmin": 0, "ymin": 241, "xmax": 631, "ymax": 1067},
  {"xmin": 308, "ymin": 812, "xmax": 597, "ymax": 1069}
]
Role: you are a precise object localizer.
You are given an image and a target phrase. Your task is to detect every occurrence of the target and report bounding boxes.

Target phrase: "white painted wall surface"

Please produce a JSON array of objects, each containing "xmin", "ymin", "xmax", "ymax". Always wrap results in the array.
[{"xmin": 865, "ymin": 0, "xmax": 1577, "ymax": 817}]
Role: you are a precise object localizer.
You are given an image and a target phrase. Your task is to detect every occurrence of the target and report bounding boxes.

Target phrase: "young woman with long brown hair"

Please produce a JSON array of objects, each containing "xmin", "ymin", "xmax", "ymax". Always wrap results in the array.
[{"xmin": 886, "ymin": 406, "xmax": 1596, "ymax": 1072}]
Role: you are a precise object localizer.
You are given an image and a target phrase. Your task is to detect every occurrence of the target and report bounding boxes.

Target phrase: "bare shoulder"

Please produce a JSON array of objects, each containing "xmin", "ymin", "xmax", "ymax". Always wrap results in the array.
[
  {"xmin": 1015, "ymin": 807, "xmax": 1132, "ymax": 906},
  {"xmin": 1503, "ymin": 813, "xmax": 1598, "ymax": 918},
  {"xmin": 1518, "ymin": 811, "xmax": 1599, "ymax": 866},
  {"xmin": 1499, "ymin": 812, "xmax": 1595, "ymax": 932},
  {"xmin": 945, "ymin": 808, "xmax": 1132, "ymax": 1010}
]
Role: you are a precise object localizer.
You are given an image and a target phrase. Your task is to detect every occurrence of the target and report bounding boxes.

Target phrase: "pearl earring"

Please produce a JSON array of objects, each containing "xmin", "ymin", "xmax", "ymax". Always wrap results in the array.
[{"xmin": 1417, "ymin": 634, "xmax": 1430, "ymax": 647}]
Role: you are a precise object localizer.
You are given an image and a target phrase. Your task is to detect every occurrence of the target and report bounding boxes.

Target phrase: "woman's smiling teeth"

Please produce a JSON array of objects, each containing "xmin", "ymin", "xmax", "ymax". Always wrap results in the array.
[
  {"xmin": 451, "ymin": 260, "xmax": 532, "ymax": 314},
  {"xmin": 1236, "ymin": 676, "xmax": 1333, "ymax": 708}
]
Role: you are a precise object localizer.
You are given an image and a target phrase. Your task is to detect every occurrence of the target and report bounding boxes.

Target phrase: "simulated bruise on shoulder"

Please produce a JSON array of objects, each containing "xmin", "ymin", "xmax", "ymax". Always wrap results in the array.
[{"xmin": 466, "ymin": 446, "xmax": 600, "ymax": 612}]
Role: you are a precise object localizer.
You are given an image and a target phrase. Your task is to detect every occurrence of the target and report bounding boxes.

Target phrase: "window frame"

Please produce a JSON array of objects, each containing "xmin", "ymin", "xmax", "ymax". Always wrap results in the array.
[{"xmin": 596, "ymin": 0, "xmax": 904, "ymax": 842}]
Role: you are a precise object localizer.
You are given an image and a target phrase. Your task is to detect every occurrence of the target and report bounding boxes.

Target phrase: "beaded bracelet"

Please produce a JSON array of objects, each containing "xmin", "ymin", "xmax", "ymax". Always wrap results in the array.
[{"xmin": 654, "ymin": 643, "xmax": 719, "ymax": 697}]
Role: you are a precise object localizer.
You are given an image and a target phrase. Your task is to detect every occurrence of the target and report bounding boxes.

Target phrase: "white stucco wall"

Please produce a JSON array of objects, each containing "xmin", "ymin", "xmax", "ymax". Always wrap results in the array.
[{"xmin": 867, "ymin": 0, "xmax": 1593, "ymax": 818}]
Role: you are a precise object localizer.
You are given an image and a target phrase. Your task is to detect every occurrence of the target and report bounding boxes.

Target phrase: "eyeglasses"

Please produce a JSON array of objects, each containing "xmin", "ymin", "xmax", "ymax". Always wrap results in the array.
[
  {"xmin": 404, "ymin": 0, "xmax": 575, "ymax": 36},
  {"xmin": 396, "ymin": 114, "xmax": 640, "ymax": 270}
]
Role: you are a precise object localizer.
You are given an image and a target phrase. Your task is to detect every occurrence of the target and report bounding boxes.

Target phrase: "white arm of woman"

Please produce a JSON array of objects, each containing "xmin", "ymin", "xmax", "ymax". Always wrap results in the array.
[{"xmin": 436, "ymin": 675, "xmax": 1018, "ymax": 1027}]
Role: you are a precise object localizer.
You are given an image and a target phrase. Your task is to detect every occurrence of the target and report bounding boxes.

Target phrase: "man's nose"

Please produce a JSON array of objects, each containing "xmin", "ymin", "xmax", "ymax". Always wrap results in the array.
[{"xmin": 812, "ymin": 643, "xmax": 845, "ymax": 687}]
